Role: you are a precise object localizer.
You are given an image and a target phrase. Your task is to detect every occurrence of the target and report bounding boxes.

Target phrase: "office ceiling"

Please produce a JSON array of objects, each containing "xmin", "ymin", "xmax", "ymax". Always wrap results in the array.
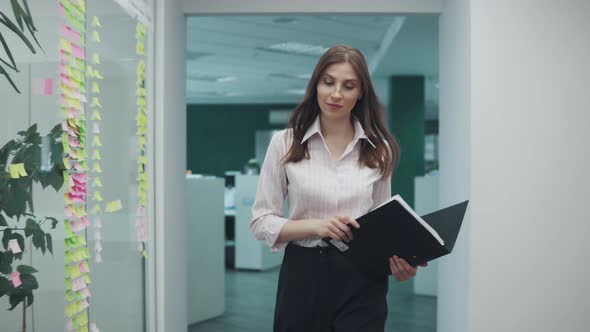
[{"xmin": 186, "ymin": 14, "xmax": 439, "ymax": 116}]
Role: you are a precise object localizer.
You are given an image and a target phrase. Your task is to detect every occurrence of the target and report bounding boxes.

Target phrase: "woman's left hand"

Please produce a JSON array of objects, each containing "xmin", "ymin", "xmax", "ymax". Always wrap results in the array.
[{"xmin": 389, "ymin": 256, "xmax": 428, "ymax": 282}]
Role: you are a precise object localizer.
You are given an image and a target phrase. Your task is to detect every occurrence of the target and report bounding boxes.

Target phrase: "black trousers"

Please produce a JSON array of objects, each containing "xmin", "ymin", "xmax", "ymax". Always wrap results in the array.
[{"xmin": 274, "ymin": 243, "xmax": 389, "ymax": 332}]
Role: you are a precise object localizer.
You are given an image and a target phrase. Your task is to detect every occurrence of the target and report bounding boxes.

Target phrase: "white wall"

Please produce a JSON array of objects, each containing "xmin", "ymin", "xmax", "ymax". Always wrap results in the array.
[
  {"xmin": 155, "ymin": 0, "xmax": 187, "ymax": 331},
  {"xmin": 468, "ymin": 1, "xmax": 590, "ymax": 331},
  {"xmin": 437, "ymin": 1, "xmax": 471, "ymax": 332},
  {"xmin": 441, "ymin": 1, "xmax": 590, "ymax": 331}
]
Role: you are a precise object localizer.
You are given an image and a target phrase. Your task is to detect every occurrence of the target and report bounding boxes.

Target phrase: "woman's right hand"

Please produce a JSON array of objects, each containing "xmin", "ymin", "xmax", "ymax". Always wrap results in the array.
[{"xmin": 315, "ymin": 216, "xmax": 360, "ymax": 242}]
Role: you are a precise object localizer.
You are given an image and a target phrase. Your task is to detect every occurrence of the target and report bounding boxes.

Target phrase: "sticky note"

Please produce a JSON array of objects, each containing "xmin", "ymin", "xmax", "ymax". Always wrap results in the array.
[
  {"xmin": 93, "ymin": 191, "xmax": 103, "ymax": 201},
  {"xmin": 11, "ymin": 272, "xmax": 22, "ymax": 288},
  {"xmin": 136, "ymin": 41, "xmax": 145, "ymax": 55},
  {"xmin": 8, "ymin": 239, "xmax": 22, "ymax": 254},
  {"xmin": 94, "ymin": 241, "xmax": 102, "ymax": 252},
  {"xmin": 92, "ymin": 177, "xmax": 103, "ymax": 188},
  {"xmin": 9, "ymin": 163, "xmax": 27, "ymax": 178},
  {"xmin": 92, "ymin": 109, "xmax": 102, "ymax": 121},
  {"xmin": 92, "ymin": 162, "xmax": 102, "ymax": 173},
  {"xmin": 92, "ymin": 30, "xmax": 101, "ymax": 42},
  {"xmin": 91, "ymin": 97, "xmax": 102, "ymax": 108},
  {"xmin": 105, "ymin": 200, "xmax": 123, "ymax": 213},
  {"xmin": 92, "ymin": 81, "xmax": 100, "ymax": 93},
  {"xmin": 9, "ymin": 164, "xmax": 20, "ymax": 178},
  {"xmin": 95, "ymin": 252, "xmax": 102, "ymax": 263},
  {"xmin": 91, "ymin": 16, "xmax": 101, "ymax": 27},
  {"xmin": 92, "ymin": 136, "xmax": 102, "ymax": 147}
]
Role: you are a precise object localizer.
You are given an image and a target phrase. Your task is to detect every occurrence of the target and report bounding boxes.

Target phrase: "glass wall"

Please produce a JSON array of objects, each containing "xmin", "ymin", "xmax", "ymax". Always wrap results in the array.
[{"xmin": 0, "ymin": 0, "xmax": 154, "ymax": 331}]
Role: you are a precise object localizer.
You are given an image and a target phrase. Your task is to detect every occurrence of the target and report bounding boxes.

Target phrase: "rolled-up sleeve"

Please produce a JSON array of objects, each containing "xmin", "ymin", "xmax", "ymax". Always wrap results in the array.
[
  {"xmin": 250, "ymin": 131, "xmax": 289, "ymax": 252},
  {"xmin": 370, "ymin": 173, "xmax": 391, "ymax": 211}
]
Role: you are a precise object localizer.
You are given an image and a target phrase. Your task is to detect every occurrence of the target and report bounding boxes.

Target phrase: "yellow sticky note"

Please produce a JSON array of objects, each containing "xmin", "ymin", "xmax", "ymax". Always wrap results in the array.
[
  {"xmin": 136, "ymin": 41, "xmax": 145, "ymax": 55},
  {"xmin": 93, "ymin": 191, "xmax": 103, "ymax": 202},
  {"xmin": 105, "ymin": 200, "xmax": 123, "ymax": 213},
  {"xmin": 9, "ymin": 164, "xmax": 20, "ymax": 178},
  {"xmin": 83, "ymin": 273, "xmax": 91, "ymax": 284},
  {"xmin": 92, "ymin": 136, "xmax": 102, "ymax": 147},
  {"xmin": 92, "ymin": 81, "xmax": 100, "ymax": 93},
  {"xmin": 93, "ymin": 30, "xmax": 101, "ymax": 43},
  {"xmin": 71, "ymin": 265, "xmax": 81, "ymax": 279},
  {"xmin": 92, "ymin": 149, "xmax": 101, "ymax": 160},
  {"xmin": 86, "ymin": 65, "xmax": 95, "ymax": 78},
  {"xmin": 63, "ymin": 157, "xmax": 72, "ymax": 170},
  {"xmin": 92, "ymin": 52, "xmax": 100, "ymax": 65},
  {"xmin": 142, "ymin": 250, "xmax": 147, "ymax": 258},
  {"xmin": 91, "ymin": 97, "xmax": 102, "ymax": 108},
  {"xmin": 92, "ymin": 177, "xmax": 103, "ymax": 188},
  {"xmin": 92, "ymin": 109, "xmax": 102, "ymax": 121},
  {"xmin": 92, "ymin": 162, "xmax": 102, "ymax": 173},
  {"xmin": 94, "ymin": 69, "xmax": 103, "ymax": 80},
  {"xmin": 91, "ymin": 16, "xmax": 101, "ymax": 27}
]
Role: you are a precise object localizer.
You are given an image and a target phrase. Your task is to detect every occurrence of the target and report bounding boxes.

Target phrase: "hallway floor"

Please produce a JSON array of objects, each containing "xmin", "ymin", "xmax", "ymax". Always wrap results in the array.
[{"xmin": 189, "ymin": 268, "xmax": 436, "ymax": 332}]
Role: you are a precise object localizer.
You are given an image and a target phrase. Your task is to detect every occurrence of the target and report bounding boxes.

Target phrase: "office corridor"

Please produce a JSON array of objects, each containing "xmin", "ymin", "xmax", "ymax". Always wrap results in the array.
[{"xmin": 190, "ymin": 268, "xmax": 436, "ymax": 332}]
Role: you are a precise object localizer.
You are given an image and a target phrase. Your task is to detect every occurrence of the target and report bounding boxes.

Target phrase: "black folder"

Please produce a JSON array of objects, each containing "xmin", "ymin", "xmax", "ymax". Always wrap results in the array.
[{"xmin": 322, "ymin": 196, "xmax": 469, "ymax": 278}]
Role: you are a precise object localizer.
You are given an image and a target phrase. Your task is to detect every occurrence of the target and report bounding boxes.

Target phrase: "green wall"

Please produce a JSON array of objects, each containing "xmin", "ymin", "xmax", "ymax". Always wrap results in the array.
[
  {"xmin": 186, "ymin": 104, "xmax": 295, "ymax": 177},
  {"xmin": 389, "ymin": 76, "xmax": 426, "ymax": 208}
]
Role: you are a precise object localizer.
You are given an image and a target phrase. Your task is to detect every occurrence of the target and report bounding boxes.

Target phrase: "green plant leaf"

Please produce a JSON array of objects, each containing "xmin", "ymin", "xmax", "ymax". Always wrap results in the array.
[
  {"xmin": 0, "ymin": 62, "xmax": 20, "ymax": 93},
  {"xmin": 0, "ymin": 213, "xmax": 6, "ymax": 227},
  {"xmin": 0, "ymin": 275, "xmax": 9, "ymax": 297},
  {"xmin": 46, "ymin": 217, "xmax": 58, "ymax": 229},
  {"xmin": 2, "ymin": 228, "xmax": 12, "ymax": 249},
  {"xmin": 0, "ymin": 12, "xmax": 35, "ymax": 53},
  {"xmin": 0, "ymin": 251, "xmax": 13, "ymax": 274},
  {"xmin": 25, "ymin": 291, "xmax": 33, "ymax": 307},
  {"xmin": 0, "ymin": 30, "xmax": 18, "ymax": 70},
  {"xmin": 8, "ymin": 293, "xmax": 25, "ymax": 310},
  {"xmin": 16, "ymin": 265, "xmax": 37, "ymax": 274},
  {"xmin": 32, "ymin": 229, "xmax": 45, "ymax": 254},
  {"xmin": 24, "ymin": 218, "xmax": 38, "ymax": 237},
  {"xmin": 19, "ymin": 274, "xmax": 38, "ymax": 292},
  {"xmin": 45, "ymin": 233, "xmax": 52, "ymax": 254}
]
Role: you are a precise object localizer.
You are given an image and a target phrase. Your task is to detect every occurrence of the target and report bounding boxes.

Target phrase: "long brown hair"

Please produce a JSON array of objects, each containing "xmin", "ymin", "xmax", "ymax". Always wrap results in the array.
[{"xmin": 282, "ymin": 44, "xmax": 400, "ymax": 179}]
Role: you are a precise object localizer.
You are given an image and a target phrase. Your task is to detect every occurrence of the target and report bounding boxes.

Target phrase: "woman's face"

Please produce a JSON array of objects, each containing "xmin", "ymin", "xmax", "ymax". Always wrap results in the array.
[{"xmin": 316, "ymin": 62, "xmax": 362, "ymax": 120}]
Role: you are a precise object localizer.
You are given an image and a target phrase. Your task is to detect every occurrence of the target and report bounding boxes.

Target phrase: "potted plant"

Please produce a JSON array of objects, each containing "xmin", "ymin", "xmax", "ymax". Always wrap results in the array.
[{"xmin": 0, "ymin": 124, "xmax": 64, "ymax": 330}]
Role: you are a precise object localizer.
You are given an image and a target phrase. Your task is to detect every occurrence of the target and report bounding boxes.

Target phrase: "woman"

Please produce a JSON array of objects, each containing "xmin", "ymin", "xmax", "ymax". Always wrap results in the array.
[{"xmin": 251, "ymin": 44, "xmax": 427, "ymax": 332}]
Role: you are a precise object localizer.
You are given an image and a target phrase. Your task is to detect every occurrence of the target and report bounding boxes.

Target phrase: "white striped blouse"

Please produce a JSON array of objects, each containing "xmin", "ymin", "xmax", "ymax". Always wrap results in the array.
[{"xmin": 250, "ymin": 115, "xmax": 391, "ymax": 252}]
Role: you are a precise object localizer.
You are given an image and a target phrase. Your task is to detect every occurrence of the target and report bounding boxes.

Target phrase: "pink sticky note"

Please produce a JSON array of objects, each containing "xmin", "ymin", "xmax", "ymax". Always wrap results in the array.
[
  {"xmin": 44, "ymin": 78, "xmax": 53, "ymax": 95},
  {"xmin": 92, "ymin": 123, "xmax": 100, "ymax": 134},
  {"xmin": 66, "ymin": 319, "xmax": 73, "ymax": 331},
  {"xmin": 95, "ymin": 252, "xmax": 102, "ymax": 263},
  {"xmin": 81, "ymin": 217, "xmax": 90, "ymax": 227},
  {"xmin": 81, "ymin": 299, "xmax": 90, "ymax": 310},
  {"xmin": 94, "ymin": 230, "xmax": 102, "ymax": 240},
  {"xmin": 79, "ymin": 262, "xmax": 89, "ymax": 273},
  {"xmin": 8, "ymin": 239, "xmax": 22, "ymax": 254},
  {"xmin": 65, "ymin": 206, "xmax": 74, "ymax": 218},
  {"xmin": 33, "ymin": 78, "xmax": 44, "ymax": 95},
  {"xmin": 10, "ymin": 272, "xmax": 22, "ymax": 288},
  {"xmin": 95, "ymin": 217, "xmax": 102, "ymax": 228},
  {"xmin": 71, "ymin": 44, "xmax": 85, "ymax": 60},
  {"xmin": 80, "ymin": 287, "xmax": 91, "ymax": 299},
  {"xmin": 58, "ymin": 3, "xmax": 65, "ymax": 16},
  {"xmin": 94, "ymin": 241, "xmax": 102, "ymax": 252}
]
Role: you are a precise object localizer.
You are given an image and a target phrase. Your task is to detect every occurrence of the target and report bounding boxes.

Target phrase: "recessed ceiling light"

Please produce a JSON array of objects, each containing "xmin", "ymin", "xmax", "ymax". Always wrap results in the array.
[
  {"xmin": 272, "ymin": 17, "xmax": 297, "ymax": 24},
  {"xmin": 257, "ymin": 42, "xmax": 328, "ymax": 57},
  {"xmin": 216, "ymin": 76, "xmax": 237, "ymax": 83},
  {"xmin": 188, "ymin": 74, "xmax": 237, "ymax": 83},
  {"xmin": 269, "ymin": 73, "xmax": 311, "ymax": 80},
  {"xmin": 285, "ymin": 89, "xmax": 306, "ymax": 95}
]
